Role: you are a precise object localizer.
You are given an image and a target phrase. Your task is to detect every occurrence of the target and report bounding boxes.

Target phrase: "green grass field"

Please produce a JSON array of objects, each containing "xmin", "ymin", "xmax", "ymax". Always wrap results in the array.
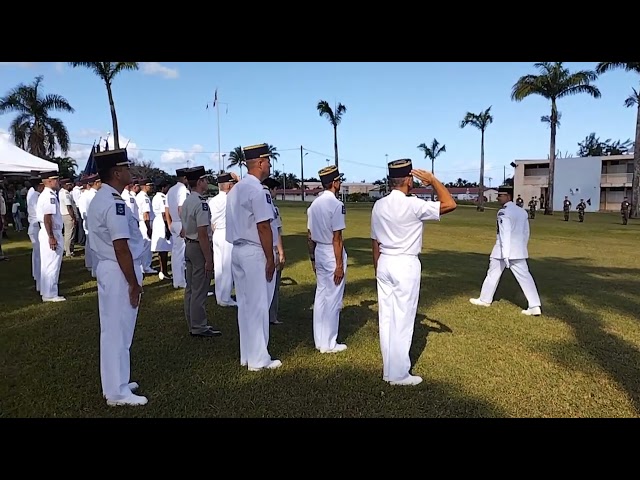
[{"xmin": 1, "ymin": 202, "xmax": 639, "ymax": 418}]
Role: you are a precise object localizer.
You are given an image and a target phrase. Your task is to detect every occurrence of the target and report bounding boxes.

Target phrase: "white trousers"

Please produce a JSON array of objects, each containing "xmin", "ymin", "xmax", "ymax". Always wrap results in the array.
[
  {"xmin": 213, "ymin": 228, "xmax": 234, "ymax": 304},
  {"xmin": 83, "ymin": 223, "xmax": 95, "ymax": 274},
  {"xmin": 232, "ymin": 243, "xmax": 276, "ymax": 369},
  {"xmin": 38, "ymin": 227, "xmax": 63, "ymax": 299},
  {"xmin": 138, "ymin": 222, "xmax": 153, "ymax": 271},
  {"xmin": 479, "ymin": 257, "xmax": 541, "ymax": 308},
  {"xmin": 313, "ymin": 244, "xmax": 347, "ymax": 352},
  {"xmin": 376, "ymin": 254, "xmax": 421, "ymax": 382},
  {"xmin": 170, "ymin": 221, "xmax": 186, "ymax": 288},
  {"xmin": 97, "ymin": 259, "xmax": 143, "ymax": 401},
  {"xmin": 28, "ymin": 222, "xmax": 40, "ymax": 292}
]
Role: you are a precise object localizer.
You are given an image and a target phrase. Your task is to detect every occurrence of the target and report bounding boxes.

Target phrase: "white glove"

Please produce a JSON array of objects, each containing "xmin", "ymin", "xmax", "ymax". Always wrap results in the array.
[{"xmin": 504, "ymin": 258, "xmax": 510, "ymax": 269}]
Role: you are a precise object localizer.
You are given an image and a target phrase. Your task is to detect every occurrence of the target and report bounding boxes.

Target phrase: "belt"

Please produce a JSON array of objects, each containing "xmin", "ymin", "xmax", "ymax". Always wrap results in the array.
[
  {"xmin": 39, "ymin": 222, "xmax": 62, "ymax": 231},
  {"xmin": 185, "ymin": 238, "xmax": 199, "ymax": 243}
]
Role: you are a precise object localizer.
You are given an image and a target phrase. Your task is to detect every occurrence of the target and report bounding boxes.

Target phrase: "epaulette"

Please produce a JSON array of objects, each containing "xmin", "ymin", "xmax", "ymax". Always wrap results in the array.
[{"xmin": 111, "ymin": 192, "xmax": 123, "ymax": 201}]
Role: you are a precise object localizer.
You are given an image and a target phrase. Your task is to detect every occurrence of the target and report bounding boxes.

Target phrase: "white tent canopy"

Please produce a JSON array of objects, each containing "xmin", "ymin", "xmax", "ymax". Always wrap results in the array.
[{"xmin": 0, "ymin": 134, "xmax": 59, "ymax": 174}]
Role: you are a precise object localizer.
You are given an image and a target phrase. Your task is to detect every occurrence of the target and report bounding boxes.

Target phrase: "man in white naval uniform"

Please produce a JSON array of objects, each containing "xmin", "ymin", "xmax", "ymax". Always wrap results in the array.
[
  {"xmin": 166, "ymin": 169, "xmax": 189, "ymax": 288},
  {"xmin": 306, "ymin": 165, "xmax": 348, "ymax": 354},
  {"xmin": 226, "ymin": 143, "xmax": 280, "ymax": 372},
  {"xmin": 35, "ymin": 171, "xmax": 65, "ymax": 302},
  {"xmin": 470, "ymin": 185, "xmax": 542, "ymax": 316},
  {"xmin": 88, "ymin": 148, "xmax": 147, "ymax": 407},
  {"xmin": 151, "ymin": 181, "xmax": 172, "ymax": 280},
  {"xmin": 27, "ymin": 175, "xmax": 44, "ymax": 292},
  {"xmin": 262, "ymin": 176, "xmax": 285, "ymax": 325},
  {"xmin": 135, "ymin": 179, "xmax": 157, "ymax": 274},
  {"xmin": 78, "ymin": 175, "xmax": 101, "ymax": 277},
  {"xmin": 208, "ymin": 172, "xmax": 238, "ymax": 307},
  {"xmin": 120, "ymin": 180, "xmax": 140, "ymax": 216},
  {"xmin": 371, "ymin": 160, "xmax": 456, "ymax": 386}
]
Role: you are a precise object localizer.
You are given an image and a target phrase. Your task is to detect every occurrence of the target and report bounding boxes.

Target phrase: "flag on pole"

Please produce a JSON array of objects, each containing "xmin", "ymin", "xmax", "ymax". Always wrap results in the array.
[
  {"xmin": 83, "ymin": 144, "xmax": 97, "ymax": 176},
  {"xmin": 213, "ymin": 88, "xmax": 218, "ymax": 107}
]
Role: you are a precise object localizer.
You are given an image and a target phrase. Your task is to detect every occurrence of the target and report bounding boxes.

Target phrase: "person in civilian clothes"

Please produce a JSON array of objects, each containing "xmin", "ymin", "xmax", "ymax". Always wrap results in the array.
[
  {"xmin": 262, "ymin": 176, "xmax": 285, "ymax": 325},
  {"xmin": 226, "ymin": 143, "xmax": 281, "ymax": 371},
  {"xmin": 88, "ymin": 148, "xmax": 147, "ymax": 407},
  {"xmin": 306, "ymin": 165, "xmax": 348, "ymax": 354},
  {"xmin": 208, "ymin": 172, "xmax": 238, "ymax": 307},
  {"xmin": 135, "ymin": 180, "xmax": 157, "ymax": 274},
  {"xmin": 470, "ymin": 185, "xmax": 542, "ymax": 316},
  {"xmin": 179, "ymin": 166, "xmax": 221, "ymax": 338},
  {"xmin": 166, "ymin": 169, "xmax": 189, "ymax": 288},
  {"xmin": 35, "ymin": 171, "xmax": 65, "ymax": 302},
  {"xmin": 27, "ymin": 175, "xmax": 44, "ymax": 290},
  {"xmin": 371, "ymin": 160, "xmax": 456, "ymax": 386}
]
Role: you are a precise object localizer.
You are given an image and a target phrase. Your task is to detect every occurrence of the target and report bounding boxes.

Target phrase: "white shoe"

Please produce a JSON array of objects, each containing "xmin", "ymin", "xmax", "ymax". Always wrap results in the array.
[
  {"xmin": 219, "ymin": 300, "xmax": 238, "ymax": 307},
  {"xmin": 248, "ymin": 359, "xmax": 282, "ymax": 372},
  {"xmin": 320, "ymin": 344, "xmax": 347, "ymax": 353},
  {"xmin": 106, "ymin": 393, "xmax": 148, "ymax": 406},
  {"xmin": 469, "ymin": 298, "xmax": 491, "ymax": 307},
  {"xmin": 207, "ymin": 292, "xmax": 214, "ymax": 297},
  {"xmin": 522, "ymin": 306, "xmax": 541, "ymax": 316},
  {"xmin": 389, "ymin": 375, "xmax": 423, "ymax": 386},
  {"xmin": 43, "ymin": 296, "xmax": 66, "ymax": 302}
]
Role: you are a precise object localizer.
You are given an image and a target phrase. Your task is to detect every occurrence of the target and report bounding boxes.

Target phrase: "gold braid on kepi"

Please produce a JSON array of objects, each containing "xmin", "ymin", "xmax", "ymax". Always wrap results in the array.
[
  {"xmin": 387, "ymin": 159, "xmax": 412, "ymax": 178},
  {"xmin": 243, "ymin": 143, "xmax": 271, "ymax": 160},
  {"xmin": 318, "ymin": 165, "xmax": 342, "ymax": 184}
]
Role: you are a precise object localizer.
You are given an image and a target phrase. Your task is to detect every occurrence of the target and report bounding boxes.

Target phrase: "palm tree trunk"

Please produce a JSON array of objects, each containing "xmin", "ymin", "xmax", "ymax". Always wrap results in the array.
[
  {"xmin": 478, "ymin": 129, "xmax": 485, "ymax": 212},
  {"xmin": 106, "ymin": 82, "xmax": 120, "ymax": 149},
  {"xmin": 632, "ymin": 102, "xmax": 640, "ymax": 218},
  {"xmin": 333, "ymin": 125, "xmax": 339, "ymax": 170},
  {"xmin": 546, "ymin": 100, "xmax": 557, "ymax": 215},
  {"xmin": 431, "ymin": 158, "xmax": 435, "ymax": 201}
]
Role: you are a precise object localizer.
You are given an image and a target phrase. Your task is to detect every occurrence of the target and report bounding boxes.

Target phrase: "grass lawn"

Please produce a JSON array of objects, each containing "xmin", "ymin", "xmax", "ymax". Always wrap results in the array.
[{"xmin": 1, "ymin": 202, "xmax": 639, "ymax": 418}]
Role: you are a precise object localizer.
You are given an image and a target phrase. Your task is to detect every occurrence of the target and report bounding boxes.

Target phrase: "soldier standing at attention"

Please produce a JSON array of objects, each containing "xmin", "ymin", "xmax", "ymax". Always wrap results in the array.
[
  {"xmin": 166, "ymin": 169, "xmax": 189, "ymax": 288},
  {"xmin": 470, "ymin": 185, "xmax": 542, "ymax": 316},
  {"xmin": 563, "ymin": 196, "xmax": 572, "ymax": 221},
  {"xmin": 226, "ymin": 143, "xmax": 281, "ymax": 371},
  {"xmin": 35, "ymin": 171, "xmax": 65, "ymax": 303},
  {"xmin": 262, "ymin": 176, "xmax": 285, "ymax": 325},
  {"xmin": 528, "ymin": 197, "xmax": 536, "ymax": 219},
  {"xmin": 180, "ymin": 166, "xmax": 220, "ymax": 338},
  {"xmin": 59, "ymin": 179, "xmax": 77, "ymax": 257},
  {"xmin": 516, "ymin": 194, "xmax": 524, "ymax": 208},
  {"xmin": 135, "ymin": 180, "xmax": 157, "ymax": 274},
  {"xmin": 88, "ymin": 148, "xmax": 147, "ymax": 407},
  {"xmin": 27, "ymin": 175, "xmax": 44, "ymax": 292},
  {"xmin": 208, "ymin": 172, "xmax": 238, "ymax": 307},
  {"xmin": 576, "ymin": 199, "xmax": 587, "ymax": 222},
  {"xmin": 307, "ymin": 165, "xmax": 348, "ymax": 354},
  {"xmin": 371, "ymin": 160, "xmax": 456, "ymax": 386},
  {"xmin": 151, "ymin": 181, "xmax": 172, "ymax": 280},
  {"xmin": 621, "ymin": 197, "xmax": 631, "ymax": 225}
]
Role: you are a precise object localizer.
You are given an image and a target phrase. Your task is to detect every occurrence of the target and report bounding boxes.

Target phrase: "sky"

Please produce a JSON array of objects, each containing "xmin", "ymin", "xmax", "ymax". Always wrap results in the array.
[{"xmin": 0, "ymin": 61, "xmax": 636, "ymax": 186}]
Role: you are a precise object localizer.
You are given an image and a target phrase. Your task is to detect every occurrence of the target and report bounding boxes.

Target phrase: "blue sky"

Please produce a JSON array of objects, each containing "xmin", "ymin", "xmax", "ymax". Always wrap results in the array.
[{"xmin": 0, "ymin": 62, "xmax": 636, "ymax": 185}]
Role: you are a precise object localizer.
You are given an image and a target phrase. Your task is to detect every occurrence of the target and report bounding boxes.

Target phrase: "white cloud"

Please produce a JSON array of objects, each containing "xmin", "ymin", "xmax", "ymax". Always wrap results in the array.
[
  {"xmin": 160, "ymin": 144, "xmax": 205, "ymax": 166},
  {"xmin": 0, "ymin": 62, "xmax": 35, "ymax": 68},
  {"xmin": 54, "ymin": 62, "xmax": 65, "ymax": 73},
  {"xmin": 140, "ymin": 62, "xmax": 179, "ymax": 79}
]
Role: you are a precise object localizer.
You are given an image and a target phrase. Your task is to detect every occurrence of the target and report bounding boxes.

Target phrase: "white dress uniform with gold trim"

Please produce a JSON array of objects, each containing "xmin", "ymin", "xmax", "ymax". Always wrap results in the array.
[
  {"xmin": 26, "ymin": 179, "xmax": 42, "ymax": 292},
  {"xmin": 166, "ymin": 169, "xmax": 189, "ymax": 288},
  {"xmin": 135, "ymin": 185, "xmax": 155, "ymax": 273}
]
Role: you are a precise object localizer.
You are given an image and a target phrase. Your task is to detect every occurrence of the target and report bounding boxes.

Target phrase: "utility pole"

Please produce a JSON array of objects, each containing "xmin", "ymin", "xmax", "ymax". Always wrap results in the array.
[
  {"xmin": 486, "ymin": 176, "xmax": 493, "ymax": 187},
  {"xmin": 503, "ymin": 165, "xmax": 506, "ymax": 184},
  {"xmin": 300, "ymin": 146, "xmax": 305, "ymax": 203},
  {"xmin": 282, "ymin": 164, "xmax": 286, "ymax": 201}
]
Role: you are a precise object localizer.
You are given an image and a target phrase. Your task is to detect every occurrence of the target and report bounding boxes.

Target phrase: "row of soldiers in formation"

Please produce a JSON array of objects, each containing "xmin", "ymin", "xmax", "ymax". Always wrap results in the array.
[{"xmin": 514, "ymin": 193, "xmax": 632, "ymax": 223}]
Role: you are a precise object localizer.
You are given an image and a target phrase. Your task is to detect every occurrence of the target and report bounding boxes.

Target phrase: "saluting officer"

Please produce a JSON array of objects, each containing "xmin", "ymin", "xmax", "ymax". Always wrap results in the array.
[
  {"xmin": 179, "ymin": 166, "xmax": 220, "ymax": 338},
  {"xmin": 306, "ymin": 165, "xmax": 348, "ymax": 354},
  {"xmin": 208, "ymin": 172, "xmax": 238, "ymax": 307},
  {"xmin": 88, "ymin": 148, "xmax": 147, "ymax": 407},
  {"xmin": 371, "ymin": 160, "xmax": 456, "ymax": 385},
  {"xmin": 226, "ymin": 143, "xmax": 281, "ymax": 371},
  {"xmin": 262, "ymin": 176, "xmax": 285, "ymax": 325},
  {"xmin": 35, "ymin": 170, "xmax": 65, "ymax": 302},
  {"xmin": 166, "ymin": 169, "xmax": 189, "ymax": 288},
  {"xmin": 470, "ymin": 185, "xmax": 542, "ymax": 316}
]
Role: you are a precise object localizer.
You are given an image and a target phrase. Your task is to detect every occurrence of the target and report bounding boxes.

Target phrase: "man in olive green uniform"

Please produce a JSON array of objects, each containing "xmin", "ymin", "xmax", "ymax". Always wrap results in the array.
[
  {"xmin": 621, "ymin": 197, "xmax": 631, "ymax": 225},
  {"xmin": 528, "ymin": 197, "xmax": 536, "ymax": 219},
  {"xmin": 563, "ymin": 196, "xmax": 572, "ymax": 221},
  {"xmin": 179, "ymin": 166, "xmax": 221, "ymax": 338},
  {"xmin": 576, "ymin": 199, "xmax": 586, "ymax": 222}
]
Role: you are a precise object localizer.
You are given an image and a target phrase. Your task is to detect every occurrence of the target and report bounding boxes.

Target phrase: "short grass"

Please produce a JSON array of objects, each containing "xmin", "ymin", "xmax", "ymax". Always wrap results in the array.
[{"xmin": 1, "ymin": 203, "xmax": 639, "ymax": 418}]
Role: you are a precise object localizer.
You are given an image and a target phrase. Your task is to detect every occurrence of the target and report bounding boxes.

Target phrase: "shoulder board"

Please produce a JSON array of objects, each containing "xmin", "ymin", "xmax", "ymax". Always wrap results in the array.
[
  {"xmin": 112, "ymin": 193, "xmax": 123, "ymax": 201},
  {"xmin": 497, "ymin": 210, "xmax": 505, "ymax": 216},
  {"xmin": 50, "ymin": 191, "xmax": 57, "ymax": 195},
  {"xmin": 198, "ymin": 195, "xmax": 205, "ymax": 200}
]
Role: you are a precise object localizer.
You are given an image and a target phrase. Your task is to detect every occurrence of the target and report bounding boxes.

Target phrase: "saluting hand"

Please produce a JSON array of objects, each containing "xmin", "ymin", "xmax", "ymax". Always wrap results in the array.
[
  {"xmin": 129, "ymin": 283, "xmax": 143, "ymax": 308},
  {"xmin": 411, "ymin": 169, "xmax": 435, "ymax": 186}
]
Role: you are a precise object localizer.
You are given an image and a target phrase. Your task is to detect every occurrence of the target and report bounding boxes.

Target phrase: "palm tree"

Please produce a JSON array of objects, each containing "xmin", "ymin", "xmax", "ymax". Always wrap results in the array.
[
  {"xmin": 460, "ymin": 106, "xmax": 494, "ymax": 212},
  {"xmin": 317, "ymin": 100, "xmax": 347, "ymax": 170},
  {"xmin": 267, "ymin": 144, "xmax": 279, "ymax": 164},
  {"xmin": 227, "ymin": 146, "xmax": 246, "ymax": 177},
  {"xmin": 417, "ymin": 138, "xmax": 446, "ymax": 200},
  {"xmin": 511, "ymin": 62, "xmax": 601, "ymax": 215},
  {"xmin": 596, "ymin": 62, "xmax": 640, "ymax": 218},
  {"xmin": 0, "ymin": 75, "xmax": 74, "ymax": 159},
  {"xmin": 51, "ymin": 156, "xmax": 78, "ymax": 179},
  {"xmin": 68, "ymin": 62, "xmax": 139, "ymax": 149}
]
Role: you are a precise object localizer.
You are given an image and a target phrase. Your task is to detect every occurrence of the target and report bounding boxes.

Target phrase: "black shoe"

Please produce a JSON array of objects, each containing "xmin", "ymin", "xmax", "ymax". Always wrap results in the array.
[{"xmin": 190, "ymin": 328, "xmax": 222, "ymax": 338}]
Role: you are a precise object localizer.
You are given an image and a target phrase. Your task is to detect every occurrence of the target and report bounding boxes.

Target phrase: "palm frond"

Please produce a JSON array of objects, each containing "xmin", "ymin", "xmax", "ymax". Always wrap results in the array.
[
  {"xmin": 624, "ymin": 88, "xmax": 639, "ymax": 108},
  {"xmin": 596, "ymin": 62, "xmax": 640, "ymax": 75},
  {"xmin": 41, "ymin": 93, "xmax": 75, "ymax": 113}
]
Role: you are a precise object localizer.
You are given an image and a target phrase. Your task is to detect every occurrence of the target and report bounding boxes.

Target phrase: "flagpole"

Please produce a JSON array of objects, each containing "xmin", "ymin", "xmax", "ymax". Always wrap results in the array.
[{"xmin": 216, "ymin": 88, "xmax": 222, "ymax": 173}]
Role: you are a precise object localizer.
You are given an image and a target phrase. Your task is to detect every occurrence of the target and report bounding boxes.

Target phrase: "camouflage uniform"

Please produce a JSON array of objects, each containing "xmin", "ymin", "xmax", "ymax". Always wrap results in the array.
[
  {"xmin": 528, "ymin": 198, "xmax": 536, "ymax": 219},
  {"xmin": 563, "ymin": 198, "xmax": 572, "ymax": 221},
  {"xmin": 576, "ymin": 200, "xmax": 586, "ymax": 222},
  {"xmin": 621, "ymin": 199, "xmax": 631, "ymax": 225}
]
